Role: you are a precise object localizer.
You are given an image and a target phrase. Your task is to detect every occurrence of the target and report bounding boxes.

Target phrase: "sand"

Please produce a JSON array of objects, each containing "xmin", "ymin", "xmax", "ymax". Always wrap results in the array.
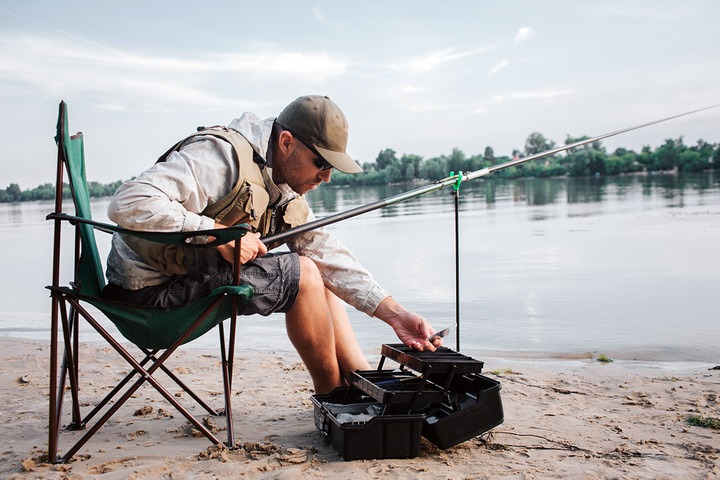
[{"xmin": 1, "ymin": 336, "xmax": 718, "ymax": 479}]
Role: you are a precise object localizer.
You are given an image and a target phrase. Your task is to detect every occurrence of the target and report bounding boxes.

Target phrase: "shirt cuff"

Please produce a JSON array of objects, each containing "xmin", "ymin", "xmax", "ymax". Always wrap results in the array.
[{"xmin": 360, "ymin": 285, "xmax": 391, "ymax": 317}]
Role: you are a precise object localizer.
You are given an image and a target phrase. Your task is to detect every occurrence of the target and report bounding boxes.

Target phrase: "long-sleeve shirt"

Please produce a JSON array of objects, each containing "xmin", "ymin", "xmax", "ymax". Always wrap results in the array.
[{"xmin": 105, "ymin": 113, "xmax": 390, "ymax": 316}]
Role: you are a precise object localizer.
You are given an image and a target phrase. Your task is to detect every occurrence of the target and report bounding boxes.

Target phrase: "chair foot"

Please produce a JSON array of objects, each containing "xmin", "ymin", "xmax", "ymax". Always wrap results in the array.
[{"xmin": 67, "ymin": 421, "xmax": 86, "ymax": 431}]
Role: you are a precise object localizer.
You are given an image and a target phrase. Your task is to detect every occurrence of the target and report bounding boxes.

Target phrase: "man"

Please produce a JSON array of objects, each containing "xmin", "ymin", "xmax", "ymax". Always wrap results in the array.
[{"xmin": 103, "ymin": 95, "xmax": 441, "ymax": 394}]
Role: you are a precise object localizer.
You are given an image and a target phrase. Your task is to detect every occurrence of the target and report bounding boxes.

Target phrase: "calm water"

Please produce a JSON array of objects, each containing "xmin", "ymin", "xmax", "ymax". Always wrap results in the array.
[{"xmin": 1, "ymin": 173, "xmax": 718, "ymax": 364}]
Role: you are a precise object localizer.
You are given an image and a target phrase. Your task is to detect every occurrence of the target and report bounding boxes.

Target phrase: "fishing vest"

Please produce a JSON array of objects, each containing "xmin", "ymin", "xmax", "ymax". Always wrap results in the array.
[{"xmin": 124, "ymin": 126, "xmax": 310, "ymax": 276}]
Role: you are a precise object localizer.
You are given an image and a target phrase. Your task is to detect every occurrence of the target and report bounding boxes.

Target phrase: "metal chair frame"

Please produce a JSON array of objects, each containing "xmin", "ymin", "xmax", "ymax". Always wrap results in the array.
[{"xmin": 47, "ymin": 101, "xmax": 251, "ymax": 463}]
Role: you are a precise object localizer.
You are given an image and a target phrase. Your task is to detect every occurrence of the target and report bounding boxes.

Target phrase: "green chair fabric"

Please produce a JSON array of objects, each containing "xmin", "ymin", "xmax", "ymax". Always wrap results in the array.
[{"xmin": 51, "ymin": 102, "xmax": 253, "ymax": 349}]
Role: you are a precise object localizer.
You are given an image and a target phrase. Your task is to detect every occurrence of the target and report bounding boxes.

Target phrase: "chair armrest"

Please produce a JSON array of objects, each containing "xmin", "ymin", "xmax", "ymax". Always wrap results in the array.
[{"xmin": 46, "ymin": 212, "xmax": 250, "ymax": 246}]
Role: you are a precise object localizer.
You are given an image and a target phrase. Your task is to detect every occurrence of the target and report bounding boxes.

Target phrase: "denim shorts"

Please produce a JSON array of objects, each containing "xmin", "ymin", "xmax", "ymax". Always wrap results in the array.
[{"xmin": 102, "ymin": 251, "xmax": 301, "ymax": 316}]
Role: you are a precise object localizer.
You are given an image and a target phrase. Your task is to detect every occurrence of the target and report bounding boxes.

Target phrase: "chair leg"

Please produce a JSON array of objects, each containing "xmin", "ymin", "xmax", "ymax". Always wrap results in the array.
[
  {"xmin": 58, "ymin": 302, "xmax": 83, "ymax": 429},
  {"xmin": 58, "ymin": 299, "xmax": 226, "ymax": 462},
  {"xmin": 80, "ymin": 352, "xmax": 154, "ymax": 425},
  {"xmin": 219, "ymin": 321, "xmax": 235, "ymax": 447},
  {"xmin": 48, "ymin": 296, "xmax": 61, "ymax": 463},
  {"xmin": 60, "ymin": 297, "xmax": 227, "ymax": 458},
  {"xmin": 81, "ymin": 347, "xmax": 218, "ymax": 425},
  {"xmin": 142, "ymin": 348, "xmax": 218, "ymax": 416},
  {"xmin": 50, "ymin": 291, "xmax": 239, "ymax": 462}
]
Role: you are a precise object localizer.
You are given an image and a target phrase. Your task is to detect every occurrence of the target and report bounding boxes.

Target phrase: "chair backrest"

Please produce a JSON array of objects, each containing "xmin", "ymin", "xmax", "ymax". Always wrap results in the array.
[{"xmin": 55, "ymin": 101, "xmax": 106, "ymax": 297}]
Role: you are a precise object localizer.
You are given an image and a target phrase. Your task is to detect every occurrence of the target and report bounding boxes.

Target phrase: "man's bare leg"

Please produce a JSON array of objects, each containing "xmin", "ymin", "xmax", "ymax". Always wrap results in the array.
[
  {"xmin": 284, "ymin": 256, "xmax": 344, "ymax": 394},
  {"xmin": 325, "ymin": 290, "xmax": 371, "ymax": 380}
]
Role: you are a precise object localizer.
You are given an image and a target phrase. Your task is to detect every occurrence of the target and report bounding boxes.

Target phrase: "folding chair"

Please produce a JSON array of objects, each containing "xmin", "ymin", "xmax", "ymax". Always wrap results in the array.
[{"xmin": 47, "ymin": 101, "xmax": 254, "ymax": 463}]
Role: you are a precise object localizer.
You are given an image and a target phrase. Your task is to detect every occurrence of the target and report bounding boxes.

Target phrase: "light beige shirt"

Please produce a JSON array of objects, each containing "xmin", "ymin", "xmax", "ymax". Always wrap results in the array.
[{"xmin": 106, "ymin": 113, "xmax": 389, "ymax": 316}]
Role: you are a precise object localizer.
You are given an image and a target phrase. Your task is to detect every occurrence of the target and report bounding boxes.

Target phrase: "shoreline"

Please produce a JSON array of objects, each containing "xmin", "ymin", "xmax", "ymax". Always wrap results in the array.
[
  {"xmin": 2, "ymin": 336, "xmax": 719, "ymax": 479},
  {"xmin": 2, "ymin": 331, "xmax": 718, "ymax": 372}
]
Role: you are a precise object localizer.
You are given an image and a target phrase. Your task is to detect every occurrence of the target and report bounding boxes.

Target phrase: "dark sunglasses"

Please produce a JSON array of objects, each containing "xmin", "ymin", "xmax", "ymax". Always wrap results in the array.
[{"xmin": 294, "ymin": 134, "xmax": 334, "ymax": 171}]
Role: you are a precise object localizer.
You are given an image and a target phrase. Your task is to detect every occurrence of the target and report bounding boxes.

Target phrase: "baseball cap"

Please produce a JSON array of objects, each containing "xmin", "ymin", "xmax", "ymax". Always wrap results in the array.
[{"xmin": 276, "ymin": 95, "xmax": 362, "ymax": 173}]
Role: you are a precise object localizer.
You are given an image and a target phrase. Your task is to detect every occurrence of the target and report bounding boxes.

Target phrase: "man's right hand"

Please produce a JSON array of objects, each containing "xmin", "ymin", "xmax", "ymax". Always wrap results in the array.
[{"xmin": 215, "ymin": 224, "xmax": 267, "ymax": 265}]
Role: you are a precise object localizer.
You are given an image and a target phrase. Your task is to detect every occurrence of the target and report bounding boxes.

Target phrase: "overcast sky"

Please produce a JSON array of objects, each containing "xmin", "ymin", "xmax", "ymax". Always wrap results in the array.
[{"xmin": 1, "ymin": 1, "xmax": 719, "ymax": 188}]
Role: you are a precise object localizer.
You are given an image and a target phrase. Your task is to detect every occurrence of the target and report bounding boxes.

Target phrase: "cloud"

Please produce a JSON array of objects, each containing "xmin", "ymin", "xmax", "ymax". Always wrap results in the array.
[
  {"xmin": 487, "ymin": 59, "xmax": 510, "ymax": 77},
  {"xmin": 514, "ymin": 26, "xmax": 535, "ymax": 44},
  {"xmin": 491, "ymin": 88, "xmax": 575, "ymax": 104},
  {"xmin": 394, "ymin": 44, "xmax": 495, "ymax": 73},
  {"xmin": 312, "ymin": 5, "xmax": 345, "ymax": 32},
  {"xmin": 0, "ymin": 34, "xmax": 349, "ymax": 111}
]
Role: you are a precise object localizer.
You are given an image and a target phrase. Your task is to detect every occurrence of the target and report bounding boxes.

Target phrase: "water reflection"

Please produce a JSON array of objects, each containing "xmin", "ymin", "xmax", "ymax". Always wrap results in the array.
[{"xmin": 307, "ymin": 172, "xmax": 719, "ymax": 217}]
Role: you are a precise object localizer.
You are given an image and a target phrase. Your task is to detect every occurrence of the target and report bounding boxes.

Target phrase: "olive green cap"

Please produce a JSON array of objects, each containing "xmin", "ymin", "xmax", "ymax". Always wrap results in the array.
[{"xmin": 276, "ymin": 95, "xmax": 362, "ymax": 173}]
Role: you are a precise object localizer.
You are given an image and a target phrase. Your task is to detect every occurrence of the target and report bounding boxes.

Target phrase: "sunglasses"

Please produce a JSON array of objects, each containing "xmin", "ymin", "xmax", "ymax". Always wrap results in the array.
[{"xmin": 294, "ymin": 134, "xmax": 334, "ymax": 171}]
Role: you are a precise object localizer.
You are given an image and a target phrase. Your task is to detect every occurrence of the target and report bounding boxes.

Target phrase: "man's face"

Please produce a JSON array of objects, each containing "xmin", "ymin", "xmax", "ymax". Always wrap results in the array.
[{"xmin": 275, "ymin": 137, "xmax": 333, "ymax": 195}]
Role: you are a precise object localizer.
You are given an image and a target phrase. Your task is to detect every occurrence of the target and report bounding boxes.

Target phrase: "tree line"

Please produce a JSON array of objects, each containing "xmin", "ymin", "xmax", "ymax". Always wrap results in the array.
[
  {"xmin": 330, "ymin": 133, "xmax": 719, "ymax": 186},
  {"xmin": 0, "ymin": 181, "xmax": 123, "ymax": 203},
  {"xmin": 2, "ymin": 133, "xmax": 718, "ymax": 203}
]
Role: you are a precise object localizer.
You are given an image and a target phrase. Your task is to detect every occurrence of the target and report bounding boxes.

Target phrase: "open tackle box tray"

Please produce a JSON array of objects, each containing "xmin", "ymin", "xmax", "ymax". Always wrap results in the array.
[
  {"xmin": 311, "ymin": 344, "xmax": 504, "ymax": 459},
  {"xmin": 348, "ymin": 369, "xmax": 446, "ymax": 410}
]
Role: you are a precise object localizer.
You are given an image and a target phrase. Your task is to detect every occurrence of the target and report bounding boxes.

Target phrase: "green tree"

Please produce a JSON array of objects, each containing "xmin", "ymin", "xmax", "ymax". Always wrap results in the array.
[
  {"xmin": 606, "ymin": 150, "xmax": 640, "ymax": 175},
  {"xmin": 418, "ymin": 156, "xmax": 448, "ymax": 180},
  {"xmin": 383, "ymin": 164, "xmax": 403, "ymax": 183},
  {"xmin": 565, "ymin": 148, "xmax": 607, "ymax": 176},
  {"xmin": 524, "ymin": 132, "xmax": 555, "ymax": 156},
  {"xmin": 4, "ymin": 184, "xmax": 22, "ymax": 202},
  {"xmin": 678, "ymin": 150, "xmax": 704, "ymax": 172},
  {"xmin": 447, "ymin": 148, "xmax": 466, "ymax": 174},
  {"xmin": 483, "ymin": 146, "xmax": 495, "ymax": 163},
  {"xmin": 652, "ymin": 138, "xmax": 683, "ymax": 171},
  {"xmin": 400, "ymin": 154, "xmax": 422, "ymax": 180},
  {"xmin": 565, "ymin": 135, "xmax": 605, "ymax": 154},
  {"xmin": 375, "ymin": 148, "xmax": 397, "ymax": 171}
]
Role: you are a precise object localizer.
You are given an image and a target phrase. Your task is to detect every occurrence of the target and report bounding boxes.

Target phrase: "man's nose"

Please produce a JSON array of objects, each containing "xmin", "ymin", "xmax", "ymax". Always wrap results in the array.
[{"xmin": 319, "ymin": 169, "xmax": 332, "ymax": 183}]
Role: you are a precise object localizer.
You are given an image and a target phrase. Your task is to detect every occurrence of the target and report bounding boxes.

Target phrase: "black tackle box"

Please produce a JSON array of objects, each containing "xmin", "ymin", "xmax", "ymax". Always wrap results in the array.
[{"xmin": 311, "ymin": 344, "xmax": 503, "ymax": 459}]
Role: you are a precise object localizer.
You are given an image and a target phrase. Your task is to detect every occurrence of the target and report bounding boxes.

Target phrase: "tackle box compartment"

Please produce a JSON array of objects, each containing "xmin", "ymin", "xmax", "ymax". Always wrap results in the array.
[
  {"xmin": 349, "ymin": 369, "xmax": 446, "ymax": 411},
  {"xmin": 311, "ymin": 387, "xmax": 425, "ymax": 460},
  {"xmin": 421, "ymin": 372, "xmax": 504, "ymax": 449}
]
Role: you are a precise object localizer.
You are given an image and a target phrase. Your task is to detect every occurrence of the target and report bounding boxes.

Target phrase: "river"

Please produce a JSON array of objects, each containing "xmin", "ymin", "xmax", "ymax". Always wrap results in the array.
[{"xmin": 1, "ymin": 172, "xmax": 718, "ymax": 365}]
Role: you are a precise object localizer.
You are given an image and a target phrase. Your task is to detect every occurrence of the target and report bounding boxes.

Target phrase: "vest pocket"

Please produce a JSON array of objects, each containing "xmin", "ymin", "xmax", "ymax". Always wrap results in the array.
[{"xmin": 283, "ymin": 197, "xmax": 311, "ymax": 228}]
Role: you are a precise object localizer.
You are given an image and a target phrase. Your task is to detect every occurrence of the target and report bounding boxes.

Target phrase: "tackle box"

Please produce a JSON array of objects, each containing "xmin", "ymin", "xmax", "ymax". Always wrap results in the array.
[
  {"xmin": 311, "ymin": 344, "xmax": 504, "ymax": 459},
  {"xmin": 311, "ymin": 387, "xmax": 425, "ymax": 460}
]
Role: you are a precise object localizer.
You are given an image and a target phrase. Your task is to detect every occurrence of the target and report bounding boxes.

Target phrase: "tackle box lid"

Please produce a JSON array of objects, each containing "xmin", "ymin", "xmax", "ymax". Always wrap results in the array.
[{"xmin": 381, "ymin": 344, "xmax": 485, "ymax": 375}]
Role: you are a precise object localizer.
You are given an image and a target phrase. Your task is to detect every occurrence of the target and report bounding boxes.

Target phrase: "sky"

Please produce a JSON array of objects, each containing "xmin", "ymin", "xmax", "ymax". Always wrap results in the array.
[{"xmin": 1, "ymin": 0, "xmax": 719, "ymax": 189}]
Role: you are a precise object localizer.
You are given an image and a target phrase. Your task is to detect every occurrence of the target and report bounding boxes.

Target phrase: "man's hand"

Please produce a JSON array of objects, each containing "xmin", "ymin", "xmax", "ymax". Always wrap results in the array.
[
  {"xmin": 214, "ymin": 223, "xmax": 267, "ymax": 265},
  {"xmin": 374, "ymin": 297, "xmax": 441, "ymax": 351}
]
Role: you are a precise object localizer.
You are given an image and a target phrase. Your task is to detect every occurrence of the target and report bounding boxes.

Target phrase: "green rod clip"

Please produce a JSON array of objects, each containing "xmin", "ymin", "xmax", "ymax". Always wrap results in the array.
[{"xmin": 452, "ymin": 171, "xmax": 463, "ymax": 192}]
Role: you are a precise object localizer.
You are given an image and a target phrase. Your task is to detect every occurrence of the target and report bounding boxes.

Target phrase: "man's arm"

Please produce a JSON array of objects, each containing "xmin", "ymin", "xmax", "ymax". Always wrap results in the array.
[
  {"xmin": 107, "ymin": 138, "xmax": 234, "ymax": 233},
  {"xmin": 373, "ymin": 296, "xmax": 440, "ymax": 351},
  {"xmin": 289, "ymin": 224, "xmax": 440, "ymax": 351}
]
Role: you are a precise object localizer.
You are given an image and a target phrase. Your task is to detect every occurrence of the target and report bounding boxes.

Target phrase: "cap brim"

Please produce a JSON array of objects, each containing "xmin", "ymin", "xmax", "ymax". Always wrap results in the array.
[{"xmin": 315, "ymin": 145, "xmax": 363, "ymax": 173}]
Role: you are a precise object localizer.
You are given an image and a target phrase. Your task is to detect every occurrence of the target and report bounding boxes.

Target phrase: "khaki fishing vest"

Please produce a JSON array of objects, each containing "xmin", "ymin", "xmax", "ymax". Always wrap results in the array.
[{"xmin": 124, "ymin": 127, "xmax": 310, "ymax": 276}]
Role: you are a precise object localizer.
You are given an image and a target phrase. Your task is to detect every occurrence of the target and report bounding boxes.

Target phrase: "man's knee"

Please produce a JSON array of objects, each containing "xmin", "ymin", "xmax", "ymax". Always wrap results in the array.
[{"xmin": 298, "ymin": 255, "xmax": 324, "ymax": 290}]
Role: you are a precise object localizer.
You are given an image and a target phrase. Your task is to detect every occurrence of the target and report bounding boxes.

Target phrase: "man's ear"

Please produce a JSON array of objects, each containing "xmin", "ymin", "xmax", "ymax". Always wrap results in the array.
[{"xmin": 277, "ymin": 129, "xmax": 294, "ymax": 154}]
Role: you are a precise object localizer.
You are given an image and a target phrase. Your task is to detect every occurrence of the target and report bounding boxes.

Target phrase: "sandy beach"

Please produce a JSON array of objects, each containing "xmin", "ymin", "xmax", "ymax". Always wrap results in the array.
[{"xmin": 1, "ymin": 336, "xmax": 718, "ymax": 479}]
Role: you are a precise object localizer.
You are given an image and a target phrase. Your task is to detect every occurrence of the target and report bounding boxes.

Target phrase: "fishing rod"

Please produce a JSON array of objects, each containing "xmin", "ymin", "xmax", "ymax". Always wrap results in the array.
[{"xmin": 262, "ymin": 103, "xmax": 719, "ymax": 246}]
